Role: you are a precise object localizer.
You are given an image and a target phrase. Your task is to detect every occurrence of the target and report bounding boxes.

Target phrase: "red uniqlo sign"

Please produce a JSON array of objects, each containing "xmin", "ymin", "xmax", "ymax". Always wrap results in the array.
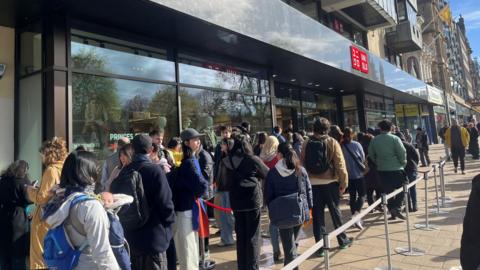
[{"xmin": 350, "ymin": 46, "xmax": 369, "ymax": 74}]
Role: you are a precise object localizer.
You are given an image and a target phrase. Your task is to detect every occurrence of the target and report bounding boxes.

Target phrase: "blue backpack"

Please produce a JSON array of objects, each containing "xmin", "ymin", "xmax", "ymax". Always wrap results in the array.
[
  {"xmin": 43, "ymin": 195, "xmax": 93, "ymax": 270},
  {"xmin": 43, "ymin": 195, "xmax": 132, "ymax": 270}
]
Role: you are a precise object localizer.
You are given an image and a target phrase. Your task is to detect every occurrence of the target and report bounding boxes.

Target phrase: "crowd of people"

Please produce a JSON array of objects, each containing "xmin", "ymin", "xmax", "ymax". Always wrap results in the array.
[{"xmin": 0, "ymin": 117, "xmax": 479, "ymax": 270}]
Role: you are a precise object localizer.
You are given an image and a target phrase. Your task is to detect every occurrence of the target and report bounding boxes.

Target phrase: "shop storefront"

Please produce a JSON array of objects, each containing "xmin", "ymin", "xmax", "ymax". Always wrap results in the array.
[
  {"xmin": 456, "ymin": 103, "xmax": 471, "ymax": 124},
  {"xmin": 364, "ymin": 94, "xmax": 395, "ymax": 130},
  {"xmin": 395, "ymin": 104, "xmax": 421, "ymax": 132},
  {"xmin": 5, "ymin": 0, "xmax": 437, "ymax": 179}
]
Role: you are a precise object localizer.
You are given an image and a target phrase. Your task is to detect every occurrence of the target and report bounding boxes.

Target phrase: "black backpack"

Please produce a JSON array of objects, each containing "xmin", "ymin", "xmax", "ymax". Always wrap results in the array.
[
  {"xmin": 110, "ymin": 167, "xmax": 150, "ymax": 232},
  {"xmin": 304, "ymin": 136, "xmax": 330, "ymax": 174}
]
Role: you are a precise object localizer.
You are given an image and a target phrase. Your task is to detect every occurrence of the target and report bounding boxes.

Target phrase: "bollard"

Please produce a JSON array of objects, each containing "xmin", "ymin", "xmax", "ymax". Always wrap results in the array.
[
  {"xmin": 414, "ymin": 172, "xmax": 439, "ymax": 231},
  {"xmin": 374, "ymin": 195, "xmax": 400, "ymax": 270},
  {"xmin": 323, "ymin": 234, "xmax": 330, "ymax": 270},
  {"xmin": 395, "ymin": 183, "xmax": 425, "ymax": 256}
]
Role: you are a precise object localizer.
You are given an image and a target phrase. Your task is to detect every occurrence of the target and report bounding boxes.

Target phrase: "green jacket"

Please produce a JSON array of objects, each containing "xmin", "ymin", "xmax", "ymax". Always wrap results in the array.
[{"xmin": 368, "ymin": 133, "xmax": 407, "ymax": 172}]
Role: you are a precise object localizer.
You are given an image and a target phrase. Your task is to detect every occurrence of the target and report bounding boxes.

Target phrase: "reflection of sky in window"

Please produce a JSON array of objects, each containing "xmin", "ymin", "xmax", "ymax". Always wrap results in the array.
[
  {"xmin": 179, "ymin": 63, "xmax": 268, "ymax": 94},
  {"xmin": 72, "ymin": 42, "xmax": 175, "ymax": 82},
  {"xmin": 114, "ymin": 79, "xmax": 167, "ymax": 103}
]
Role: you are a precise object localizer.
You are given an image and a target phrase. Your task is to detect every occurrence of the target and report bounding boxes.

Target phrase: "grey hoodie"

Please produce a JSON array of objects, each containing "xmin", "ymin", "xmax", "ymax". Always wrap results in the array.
[{"xmin": 45, "ymin": 193, "xmax": 128, "ymax": 270}]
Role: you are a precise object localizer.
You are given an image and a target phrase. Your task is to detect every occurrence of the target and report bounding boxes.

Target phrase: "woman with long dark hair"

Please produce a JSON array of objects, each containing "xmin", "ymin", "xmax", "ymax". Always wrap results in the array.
[
  {"xmin": 104, "ymin": 143, "xmax": 134, "ymax": 192},
  {"xmin": 43, "ymin": 150, "xmax": 119, "ymax": 269},
  {"xmin": 0, "ymin": 160, "xmax": 31, "ymax": 270},
  {"xmin": 172, "ymin": 128, "xmax": 209, "ymax": 269},
  {"xmin": 224, "ymin": 134, "xmax": 269, "ymax": 270},
  {"xmin": 253, "ymin": 132, "xmax": 268, "ymax": 156},
  {"xmin": 265, "ymin": 143, "xmax": 312, "ymax": 268}
]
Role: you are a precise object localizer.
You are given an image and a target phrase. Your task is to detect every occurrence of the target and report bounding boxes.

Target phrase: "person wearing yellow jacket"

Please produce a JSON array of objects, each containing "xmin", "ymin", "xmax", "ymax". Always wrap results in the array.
[
  {"xmin": 445, "ymin": 119, "xmax": 470, "ymax": 174},
  {"xmin": 26, "ymin": 137, "xmax": 67, "ymax": 269}
]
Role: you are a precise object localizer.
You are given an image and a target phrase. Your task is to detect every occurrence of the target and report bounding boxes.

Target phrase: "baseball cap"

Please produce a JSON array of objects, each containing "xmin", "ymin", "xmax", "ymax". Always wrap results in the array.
[
  {"xmin": 180, "ymin": 128, "xmax": 204, "ymax": 141},
  {"xmin": 132, "ymin": 134, "xmax": 153, "ymax": 154}
]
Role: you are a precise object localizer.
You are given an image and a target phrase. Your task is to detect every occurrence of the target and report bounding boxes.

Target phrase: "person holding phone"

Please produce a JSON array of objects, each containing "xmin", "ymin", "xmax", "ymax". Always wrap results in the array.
[{"xmin": 0, "ymin": 160, "xmax": 32, "ymax": 270}]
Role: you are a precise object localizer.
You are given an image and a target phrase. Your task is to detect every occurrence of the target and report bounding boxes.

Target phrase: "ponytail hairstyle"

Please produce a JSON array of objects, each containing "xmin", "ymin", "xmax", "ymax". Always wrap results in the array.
[{"xmin": 277, "ymin": 142, "xmax": 301, "ymax": 175}]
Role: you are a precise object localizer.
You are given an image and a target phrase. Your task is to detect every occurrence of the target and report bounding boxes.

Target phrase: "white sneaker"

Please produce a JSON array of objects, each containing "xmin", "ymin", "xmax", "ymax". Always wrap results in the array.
[
  {"xmin": 355, "ymin": 219, "xmax": 364, "ymax": 230},
  {"xmin": 352, "ymin": 212, "xmax": 364, "ymax": 230}
]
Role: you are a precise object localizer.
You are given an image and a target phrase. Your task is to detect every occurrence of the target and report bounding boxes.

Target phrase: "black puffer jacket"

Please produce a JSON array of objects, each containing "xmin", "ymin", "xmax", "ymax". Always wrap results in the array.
[
  {"xmin": 222, "ymin": 155, "xmax": 269, "ymax": 211},
  {"xmin": 461, "ymin": 175, "xmax": 480, "ymax": 270}
]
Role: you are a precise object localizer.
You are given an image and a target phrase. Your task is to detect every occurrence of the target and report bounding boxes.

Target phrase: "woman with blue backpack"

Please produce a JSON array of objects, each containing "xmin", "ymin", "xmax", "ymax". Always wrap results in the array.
[
  {"xmin": 42, "ymin": 150, "xmax": 120, "ymax": 269},
  {"xmin": 266, "ymin": 142, "xmax": 313, "ymax": 268}
]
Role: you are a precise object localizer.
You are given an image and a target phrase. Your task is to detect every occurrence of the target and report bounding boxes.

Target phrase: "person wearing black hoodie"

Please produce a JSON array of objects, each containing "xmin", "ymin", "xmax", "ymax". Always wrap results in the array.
[
  {"xmin": 395, "ymin": 132, "xmax": 419, "ymax": 212},
  {"xmin": 222, "ymin": 134, "xmax": 269, "ymax": 270},
  {"xmin": 265, "ymin": 143, "xmax": 313, "ymax": 268},
  {"xmin": 460, "ymin": 175, "xmax": 480, "ymax": 270},
  {"xmin": 116, "ymin": 134, "xmax": 175, "ymax": 270}
]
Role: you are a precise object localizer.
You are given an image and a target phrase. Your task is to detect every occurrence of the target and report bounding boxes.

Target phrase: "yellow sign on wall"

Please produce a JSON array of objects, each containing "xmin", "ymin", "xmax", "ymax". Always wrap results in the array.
[{"xmin": 395, "ymin": 104, "xmax": 420, "ymax": 117}]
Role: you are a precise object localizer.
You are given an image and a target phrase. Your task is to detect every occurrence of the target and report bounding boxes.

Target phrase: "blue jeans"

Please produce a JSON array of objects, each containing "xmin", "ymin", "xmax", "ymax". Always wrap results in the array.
[
  {"xmin": 218, "ymin": 191, "xmax": 235, "ymax": 244},
  {"xmin": 270, "ymin": 223, "xmax": 280, "ymax": 254}
]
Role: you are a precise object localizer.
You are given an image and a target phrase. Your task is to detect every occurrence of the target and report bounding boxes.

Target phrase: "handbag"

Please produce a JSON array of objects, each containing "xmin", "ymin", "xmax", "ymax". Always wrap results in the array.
[
  {"xmin": 344, "ymin": 143, "xmax": 369, "ymax": 174},
  {"xmin": 268, "ymin": 172, "xmax": 307, "ymax": 229}
]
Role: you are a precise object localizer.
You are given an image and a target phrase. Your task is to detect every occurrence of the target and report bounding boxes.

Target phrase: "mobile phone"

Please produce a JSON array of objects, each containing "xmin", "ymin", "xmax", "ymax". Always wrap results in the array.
[{"xmin": 31, "ymin": 180, "xmax": 39, "ymax": 188}]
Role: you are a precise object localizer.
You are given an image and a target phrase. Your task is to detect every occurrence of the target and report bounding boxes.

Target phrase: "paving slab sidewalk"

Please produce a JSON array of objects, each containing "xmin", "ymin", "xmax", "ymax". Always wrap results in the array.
[{"xmin": 208, "ymin": 144, "xmax": 476, "ymax": 270}]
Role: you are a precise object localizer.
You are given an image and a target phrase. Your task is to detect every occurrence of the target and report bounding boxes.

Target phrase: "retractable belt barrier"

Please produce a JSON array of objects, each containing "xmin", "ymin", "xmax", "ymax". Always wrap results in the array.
[{"xmin": 282, "ymin": 158, "xmax": 448, "ymax": 270}]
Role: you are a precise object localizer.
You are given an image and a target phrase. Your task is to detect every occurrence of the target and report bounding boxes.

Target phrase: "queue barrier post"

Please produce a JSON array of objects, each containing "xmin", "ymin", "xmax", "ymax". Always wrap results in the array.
[
  {"xmin": 374, "ymin": 194, "xmax": 400, "ymax": 270},
  {"xmin": 414, "ymin": 171, "xmax": 439, "ymax": 231},
  {"xmin": 395, "ymin": 183, "xmax": 425, "ymax": 256},
  {"xmin": 323, "ymin": 233, "xmax": 330, "ymax": 270},
  {"xmin": 431, "ymin": 164, "xmax": 448, "ymax": 215},
  {"xmin": 438, "ymin": 160, "xmax": 452, "ymax": 206}
]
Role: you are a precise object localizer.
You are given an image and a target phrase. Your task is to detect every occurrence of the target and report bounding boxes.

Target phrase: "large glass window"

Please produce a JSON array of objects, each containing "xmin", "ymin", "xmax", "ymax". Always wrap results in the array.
[
  {"xmin": 364, "ymin": 94, "xmax": 395, "ymax": 129},
  {"xmin": 19, "ymin": 25, "xmax": 42, "ymax": 76},
  {"xmin": 178, "ymin": 54, "xmax": 269, "ymax": 95},
  {"xmin": 72, "ymin": 74, "xmax": 178, "ymax": 159},
  {"xmin": 71, "ymin": 30, "xmax": 175, "ymax": 82},
  {"xmin": 343, "ymin": 95, "xmax": 360, "ymax": 132},
  {"xmin": 275, "ymin": 86, "xmax": 301, "ymax": 132},
  {"xmin": 180, "ymin": 87, "xmax": 272, "ymax": 133},
  {"xmin": 302, "ymin": 90, "xmax": 337, "ymax": 132},
  {"xmin": 18, "ymin": 75, "xmax": 43, "ymax": 181}
]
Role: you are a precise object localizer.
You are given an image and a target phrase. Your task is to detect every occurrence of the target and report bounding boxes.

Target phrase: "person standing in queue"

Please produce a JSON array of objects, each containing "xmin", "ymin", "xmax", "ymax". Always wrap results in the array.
[
  {"xmin": 368, "ymin": 120, "xmax": 407, "ymax": 221},
  {"xmin": 395, "ymin": 132, "xmax": 419, "ymax": 212},
  {"xmin": 259, "ymin": 135, "xmax": 282, "ymax": 262},
  {"xmin": 172, "ymin": 129, "xmax": 209, "ymax": 270},
  {"xmin": 26, "ymin": 137, "xmax": 68, "ymax": 269},
  {"xmin": 265, "ymin": 142, "xmax": 313, "ymax": 268},
  {"xmin": 223, "ymin": 134, "xmax": 269, "ymax": 270},
  {"xmin": 341, "ymin": 128, "xmax": 366, "ymax": 230},
  {"xmin": 0, "ymin": 160, "xmax": 32, "ymax": 270},
  {"xmin": 301, "ymin": 118, "xmax": 352, "ymax": 257}
]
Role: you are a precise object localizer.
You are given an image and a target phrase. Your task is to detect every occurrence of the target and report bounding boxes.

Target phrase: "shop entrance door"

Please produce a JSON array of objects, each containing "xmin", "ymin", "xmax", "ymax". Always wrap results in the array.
[{"xmin": 276, "ymin": 105, "xmax": 300, "ymax": 132}]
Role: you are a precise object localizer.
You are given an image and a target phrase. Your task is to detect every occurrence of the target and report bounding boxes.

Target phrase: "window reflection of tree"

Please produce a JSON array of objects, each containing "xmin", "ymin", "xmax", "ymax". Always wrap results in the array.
[
  {"xmin": 72, "ymin": 50, "xmax": 120, "ymax": 154},
  {"xmin": 148, "ymin": 86, "xmax": 179, "ymax": 141}
]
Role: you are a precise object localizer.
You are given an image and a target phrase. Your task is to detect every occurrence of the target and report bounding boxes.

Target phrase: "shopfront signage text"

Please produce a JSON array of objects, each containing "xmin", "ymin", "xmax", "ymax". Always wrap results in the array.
[{"xmin": 350, "ymin": 46, "xmax": 368, "ymax": 74}]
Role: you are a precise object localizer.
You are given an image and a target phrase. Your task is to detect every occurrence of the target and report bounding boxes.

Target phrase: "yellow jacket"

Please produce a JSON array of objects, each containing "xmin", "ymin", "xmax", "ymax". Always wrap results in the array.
[
  {"xmin": 27, "ymin": 162, "xmax": 63, "ymax": 269},
  {"xmin": 445, "ymin": 126, "xmax": 470, "ymax": 148}
]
